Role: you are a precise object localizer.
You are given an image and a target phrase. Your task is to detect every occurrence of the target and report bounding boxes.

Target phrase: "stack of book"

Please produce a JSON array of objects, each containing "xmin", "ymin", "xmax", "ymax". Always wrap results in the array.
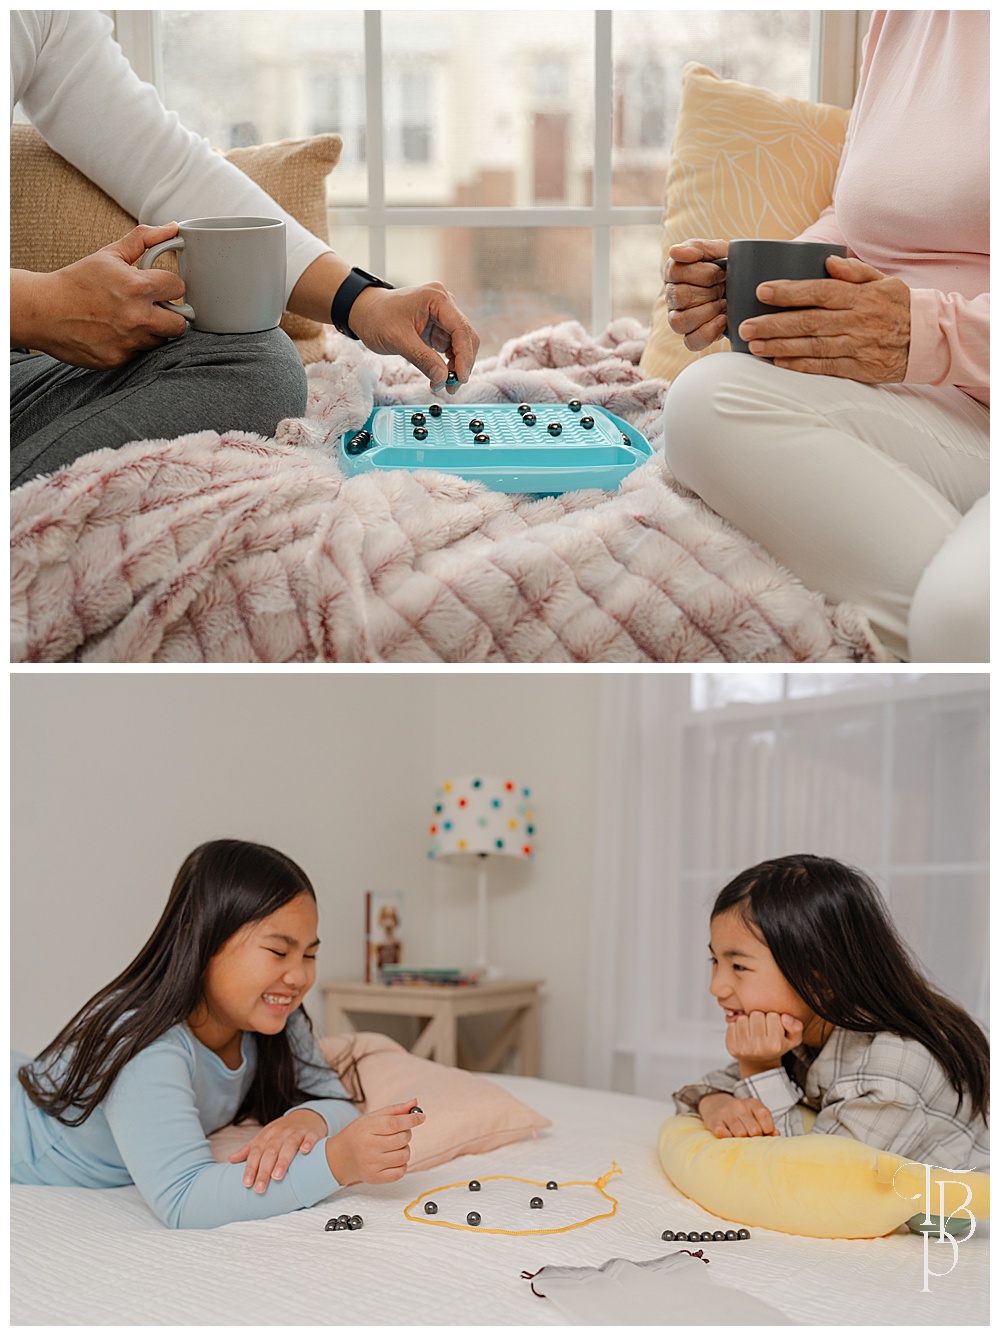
[{"xmin": 378, "ymin": 965, "xmax": 482, "ymax": 987}]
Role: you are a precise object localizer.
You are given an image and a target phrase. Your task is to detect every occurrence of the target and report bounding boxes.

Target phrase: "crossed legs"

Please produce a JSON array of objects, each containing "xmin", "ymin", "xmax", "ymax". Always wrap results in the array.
[
  {"xmin": 663, "ymin": 353, "xmax": 989, "ymax": 661},
  {"xmin": 10, "ymin": 326, "xmax": 308, "ymax": 490}
]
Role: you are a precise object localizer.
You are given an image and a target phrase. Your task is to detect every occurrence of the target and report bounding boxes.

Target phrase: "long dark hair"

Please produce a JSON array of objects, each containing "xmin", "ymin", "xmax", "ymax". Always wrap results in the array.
[
  {"xmin": 712, "ymin": 854, "xmax": 989, "ymax": 1121},
  {"xmin": 19, "ymin": 839, "xmax": 363, "ymax": 1127}
]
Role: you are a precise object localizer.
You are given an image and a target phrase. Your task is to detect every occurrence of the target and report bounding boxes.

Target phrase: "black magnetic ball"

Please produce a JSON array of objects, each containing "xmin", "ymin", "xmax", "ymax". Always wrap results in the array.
[
  {"xmin": 446, "ymin": 371, "xmax": 459, "ymax": 384},
  {"xmin": 412, "ymin": 1106, "xmax": 423, "ymax": 1114},
  {"xmin": 469, "ymin": 418, "xmax": 485, "ymax": 431},
  {"xmin": 674, "ymin": 1231, "xmax": 687, "ymax": 1241},
  {"xmin": 428, "ymin": 403, "xmax": 443, "ymax": 416},
  {"xmin": 411, "ymin": 412, "xmax": 426, "ymax": 425},
  {"xmin": 518, "ymin": 404, "xmax": 532, "ymax": 415},
  {"xmin": 545, "ymin": 1181, "xmax": 558, "ymax": 1190},
  {"xmin": 469, "ymin": 1180, "xmax": 481, "ymax": 1191},
  {"xmin": 530, "ymin": 1197, "xmax": 544, "ymax": 1209},
  {"xmin": 724, "ymin": 1230, "xmax": 737, "ymax": 1240},
  {"xmin": 325, "ymin": 1219, "xmax": 338, "ymax": 1231},
  {"xmin": 712, "ymin": 1231, "xmax": 725, "ymax": 1241},
  {"xmin": 622, "ymin": 432, "xmax": 630, "ymax": 446},
  {"xmin": 580, "ymin": 416, "xmax": 595, "ymax": 429},
  {"xmin": 523, "ymin": 413, "xmax": 537, "ymax": 425},
  {"xmin": 337, "ymin": 1214, "xmax": 351, "ymax": 1225},
  {"xmin": 547, "ymin": 422, "xmax": 562, "ymax": 435},
  {"xmin": 348, "ymin": 1215, "xmax": 364, "ymax": 1230},
  {"xmin": 474, "ymin": 433, "xmax": 490, "ymax": 443},
  {"xmin": 737, "ymin": 1228, "xmax": 751, "ymax": 1240},
  {"xmin": 467, "ymin": 1211, "xmax": 481, "ymax": 1226},
  {"xmin": 569, "ymin": 400, "xmax": 582, "ymax": 411},
  {"xmin": 424, "ymin": 1201, "xmax": 438, "ymax": 1215},
  {"xmin": 413, "ymin": 427, "xmax": 428, "ymax": 440},
  {"xmin": 346, "ymin": 430, "xmax": 371, "ymax": 456},
  {"xmin": 335, "ymin": 1220, "xmax": 351, "ymax": 1230},
  {"xmin": 661, "ymin": 1230, "xmax": 675, "ymax": 1241},
  {"xmin": 700, "ymin": 1231, "xmax": 713, "ymax": 1241}
]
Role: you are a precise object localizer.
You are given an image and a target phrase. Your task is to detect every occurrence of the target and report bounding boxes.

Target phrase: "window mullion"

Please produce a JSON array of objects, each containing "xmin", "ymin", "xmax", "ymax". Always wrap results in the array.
[
  {"xmin": 364, "ymin": 10, "xmax": 387, "ymax": 274},
  {"xmin": 592, "ymin": 9, "xmax": 613, "ymax": 332}
]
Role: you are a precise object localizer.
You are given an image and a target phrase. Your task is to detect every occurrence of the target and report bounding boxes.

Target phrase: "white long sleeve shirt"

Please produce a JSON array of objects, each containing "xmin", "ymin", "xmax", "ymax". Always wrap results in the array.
[{"xmin": 10, "ymin": 9, "xmax": 332, "ymax": 305}]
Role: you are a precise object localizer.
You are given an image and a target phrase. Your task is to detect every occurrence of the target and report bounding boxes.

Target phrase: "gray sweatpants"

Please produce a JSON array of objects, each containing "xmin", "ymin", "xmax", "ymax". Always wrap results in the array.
[{"xmin": 10, "ymin": 326, "xmax": 308, "ymax": 490}]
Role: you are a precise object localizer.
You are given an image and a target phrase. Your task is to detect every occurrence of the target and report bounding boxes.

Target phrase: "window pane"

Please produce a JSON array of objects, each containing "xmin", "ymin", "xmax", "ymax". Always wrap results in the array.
[
  {"xmin": 611, "ymin": 10, "xmax": 815, "ymax": 206},
  {"xmin": 389, "ymin": 226, "xmax": 592, "ymax": 358},
  {"xmin": 689, "ymin": 673, "xmax": 784, "ymax": 712},
  {"xmin": 160, "ymin": 10, "xmax": 368, "ymax": 204},
  {"xmin": 382, "ymin": 11, "xmax": 594, "ymax": 209},
  {"xmin": 612, "ymin": 224, "xmax": 664, "ymax": 325}
]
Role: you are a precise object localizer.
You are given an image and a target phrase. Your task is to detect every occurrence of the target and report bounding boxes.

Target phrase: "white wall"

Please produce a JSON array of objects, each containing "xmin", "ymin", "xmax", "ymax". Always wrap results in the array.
[{"xmin": 11, "ymin": 672, "xmax": 604, "ymax": 1086}]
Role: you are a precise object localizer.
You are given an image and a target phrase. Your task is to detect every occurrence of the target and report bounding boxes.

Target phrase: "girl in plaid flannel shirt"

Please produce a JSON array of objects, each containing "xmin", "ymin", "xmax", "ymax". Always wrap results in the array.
[{"xmin": 674, "ymin": 854, "xmax": 988, "ymax": 1170}]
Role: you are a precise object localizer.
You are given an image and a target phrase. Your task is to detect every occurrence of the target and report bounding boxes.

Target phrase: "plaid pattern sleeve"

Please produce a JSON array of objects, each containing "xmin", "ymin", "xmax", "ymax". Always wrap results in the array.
[
  {"xmin": 672, "ymin": 1060, "xmax": 742, "ymax": 1115},
  {"xmin": 735, "ymin": 1066, "xmax": 807, "ymax": 1135},
  {"xmin": 802, "ymin": 1030, "xmax": 989, "ymax": 1170},
  {"xmin": 673, "ymin": 1029, "xmax": 989, "ymax": 1170}
]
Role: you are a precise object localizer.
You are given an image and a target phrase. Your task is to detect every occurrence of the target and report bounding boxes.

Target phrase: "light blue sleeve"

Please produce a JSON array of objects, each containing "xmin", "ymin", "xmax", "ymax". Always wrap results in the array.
[
  {"xmin": 103, "ymin": 1039, "xmax": 344, "ymax": 1230},
  {"xmin": 286, "ymin": 1013, "xmax": 361, "ymax": 1138}
]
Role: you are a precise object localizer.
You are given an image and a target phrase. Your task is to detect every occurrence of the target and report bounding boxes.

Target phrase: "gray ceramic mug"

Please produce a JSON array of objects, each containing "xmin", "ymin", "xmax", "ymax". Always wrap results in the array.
[
  {"xmin": 715, "ymin": 238, "xmax": 849, "ymax": 353},
  {"xmin": 137, "ymin": 216, "xmax": 286, "ymax": 334}
]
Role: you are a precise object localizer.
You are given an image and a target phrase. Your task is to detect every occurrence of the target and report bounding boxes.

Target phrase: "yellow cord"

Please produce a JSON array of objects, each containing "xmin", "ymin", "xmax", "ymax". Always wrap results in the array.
[{"xmin": 403, "ymin": 1163, "xmax": 621, "ymax": 1237}]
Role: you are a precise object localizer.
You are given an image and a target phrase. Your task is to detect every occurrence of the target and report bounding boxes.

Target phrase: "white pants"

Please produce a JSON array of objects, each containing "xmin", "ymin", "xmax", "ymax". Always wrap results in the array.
[{"xmin": 663, "ymin": 353, "xmax": 990, "ymax": 661}]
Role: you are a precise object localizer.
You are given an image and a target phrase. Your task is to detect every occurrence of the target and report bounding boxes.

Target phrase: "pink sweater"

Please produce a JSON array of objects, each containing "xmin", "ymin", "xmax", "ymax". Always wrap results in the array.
[{"xmin": 799, "ymin": 11, "xmax": 988, "ymax": 406}]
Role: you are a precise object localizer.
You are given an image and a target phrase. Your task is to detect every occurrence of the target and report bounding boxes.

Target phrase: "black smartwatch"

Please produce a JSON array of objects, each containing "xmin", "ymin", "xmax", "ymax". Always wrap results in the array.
[{"xmin": 330, "ymin": 266, "xmax": 394, "ymax": 339}]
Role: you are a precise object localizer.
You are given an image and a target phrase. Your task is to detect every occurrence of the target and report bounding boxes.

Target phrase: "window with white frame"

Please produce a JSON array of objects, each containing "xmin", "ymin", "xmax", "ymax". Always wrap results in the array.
[
  {"xmin": 118, "ymin": 10, "xmax": 862, "ymax": 355},
  {"xmin": 634, "ymin": 675, "xmax": 988, "ymax": 1100},
  {"xmin": 587, "ymin": 673, "xmax": 988, "ymax": 1100}
]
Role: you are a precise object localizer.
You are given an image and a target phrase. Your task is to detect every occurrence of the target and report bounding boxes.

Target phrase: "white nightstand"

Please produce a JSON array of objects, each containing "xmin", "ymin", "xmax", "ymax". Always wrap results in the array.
[{"xmin": 320, "ymin": 978, "xmax": 543, "ymax": 1075}]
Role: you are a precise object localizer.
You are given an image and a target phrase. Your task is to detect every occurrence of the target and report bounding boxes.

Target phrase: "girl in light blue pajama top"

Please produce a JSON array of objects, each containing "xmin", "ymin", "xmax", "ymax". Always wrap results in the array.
[
  {"xmin": 11, "ymin": 840, "xmax": 424, "ymax": 1229},
  {"xmin": 11, "ymin": 1013, "xmax": 357, "ymax": 1229}
]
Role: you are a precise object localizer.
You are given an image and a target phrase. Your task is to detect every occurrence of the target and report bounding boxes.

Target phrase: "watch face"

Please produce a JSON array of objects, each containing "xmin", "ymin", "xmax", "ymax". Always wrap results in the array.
[{"xmin": 352, "ymin": 267, "xmax": 391, "ymax": 288}]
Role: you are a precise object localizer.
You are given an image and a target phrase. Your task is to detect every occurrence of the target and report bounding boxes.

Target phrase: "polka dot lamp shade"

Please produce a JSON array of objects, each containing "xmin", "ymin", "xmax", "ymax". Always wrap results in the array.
[{"xmin": 428, "ymin": 777, "xmax": 535, "ymax": 860}]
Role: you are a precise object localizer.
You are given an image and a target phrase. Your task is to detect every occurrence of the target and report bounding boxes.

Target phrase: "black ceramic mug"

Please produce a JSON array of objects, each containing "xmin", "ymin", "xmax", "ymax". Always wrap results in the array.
[{"xmin": 715, "ymin": 239, "xmax": 849, "ymax": 353}]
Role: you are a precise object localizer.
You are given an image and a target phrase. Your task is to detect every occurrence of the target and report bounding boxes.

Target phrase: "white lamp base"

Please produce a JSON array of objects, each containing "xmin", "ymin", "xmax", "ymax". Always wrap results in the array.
[{"xmin": 473, "ymin": 859, "xmax": 503, "ymax": 980}]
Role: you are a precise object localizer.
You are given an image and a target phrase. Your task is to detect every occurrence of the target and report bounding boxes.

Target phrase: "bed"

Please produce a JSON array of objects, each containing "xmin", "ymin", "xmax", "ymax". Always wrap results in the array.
[{"xmin": 10, "ymin": 1073, "xmax": 987, "ymax": 1325}]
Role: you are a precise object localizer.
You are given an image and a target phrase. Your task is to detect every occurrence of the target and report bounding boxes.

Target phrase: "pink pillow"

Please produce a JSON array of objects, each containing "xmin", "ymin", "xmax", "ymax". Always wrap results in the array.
[{"xmin": 207, "ymin": 1031, "xmax": 551, "ymax": 1173}]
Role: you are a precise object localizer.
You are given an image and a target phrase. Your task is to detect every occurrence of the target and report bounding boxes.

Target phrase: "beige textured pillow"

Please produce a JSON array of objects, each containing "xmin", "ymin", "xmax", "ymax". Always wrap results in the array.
[
  {"xmin": 207, "ymin": 1031, "xmax": 551, "ymax": 1175},
  {"xmin": 639, "ymin": 63, "xmax": 851, "ymax": 384},
  {"xmin": 9, "ymin": 124, "xmax": 342, "ymax": 364}
]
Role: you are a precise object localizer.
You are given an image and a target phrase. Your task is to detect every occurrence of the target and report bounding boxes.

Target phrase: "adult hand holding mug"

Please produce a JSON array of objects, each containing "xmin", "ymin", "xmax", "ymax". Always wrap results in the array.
[
  {"xmin": 733, "ymin": 253, "xmax": 911, "ymax": 383},
  {"xmin": 666, "ymin": 237, "xmax": 911, "ymax": 383},
  {"xmin": 9, "ymin": 222, "xmax": 189, "ymax": 370},
  {"xmin": 664, "ymin": 238, "xmax": 730, "ymax": 351},
  {"xmin": 136, "ymin": 216, "xmax": 286, "ymax": 336}
]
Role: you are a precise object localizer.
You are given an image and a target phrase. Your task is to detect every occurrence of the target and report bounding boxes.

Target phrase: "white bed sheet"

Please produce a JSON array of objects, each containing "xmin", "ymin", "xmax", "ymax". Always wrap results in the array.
[{"xmin": 11, "ymin": 1074, "xmax": 988, "ymax": 1326}]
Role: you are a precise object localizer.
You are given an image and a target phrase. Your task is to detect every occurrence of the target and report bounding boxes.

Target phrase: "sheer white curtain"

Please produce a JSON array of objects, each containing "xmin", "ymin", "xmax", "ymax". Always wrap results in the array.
[{"xmin": 585, "ymin": 673, "xmax": 989, "ymax": 1099}]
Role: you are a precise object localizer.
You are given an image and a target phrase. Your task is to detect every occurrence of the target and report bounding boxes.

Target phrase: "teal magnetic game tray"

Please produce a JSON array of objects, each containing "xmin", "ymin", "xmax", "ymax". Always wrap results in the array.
[{"xmin": 337, "ymin": 400, "xmax": 653, "ymax": 494}]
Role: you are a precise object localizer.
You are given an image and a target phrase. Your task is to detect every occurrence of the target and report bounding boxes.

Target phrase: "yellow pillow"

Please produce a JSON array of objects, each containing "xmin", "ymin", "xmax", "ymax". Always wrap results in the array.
[
  {"xmin": 639, "ymin": 63, "xmax": 850, "ymax": 384},
  {"xmin": 9, "ymin": 124, "xmax": 342, "ymax": 364},
  {"xmin": 657, "ymin": 1114, "xmax": 990, "ymax": 1239}
]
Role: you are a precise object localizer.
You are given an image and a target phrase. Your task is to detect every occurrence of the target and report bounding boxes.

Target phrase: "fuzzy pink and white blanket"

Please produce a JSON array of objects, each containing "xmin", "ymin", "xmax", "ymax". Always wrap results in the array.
[{"xmin": 11, "ymin": 320, "xmax": 886, "ymax": 662}]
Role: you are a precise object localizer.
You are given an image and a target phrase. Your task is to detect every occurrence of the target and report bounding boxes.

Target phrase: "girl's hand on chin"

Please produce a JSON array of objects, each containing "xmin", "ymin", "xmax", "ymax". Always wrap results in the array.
[{"xmin": 725, "ymin": 1010, "xmax": 803, "ymax": 1074}]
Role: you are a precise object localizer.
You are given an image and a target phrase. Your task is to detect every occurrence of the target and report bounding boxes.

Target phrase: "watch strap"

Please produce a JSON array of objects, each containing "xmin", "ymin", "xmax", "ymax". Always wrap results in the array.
[{"xmin": 330, "ymin": 267, "xmax": 394, "ymax": 339}]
